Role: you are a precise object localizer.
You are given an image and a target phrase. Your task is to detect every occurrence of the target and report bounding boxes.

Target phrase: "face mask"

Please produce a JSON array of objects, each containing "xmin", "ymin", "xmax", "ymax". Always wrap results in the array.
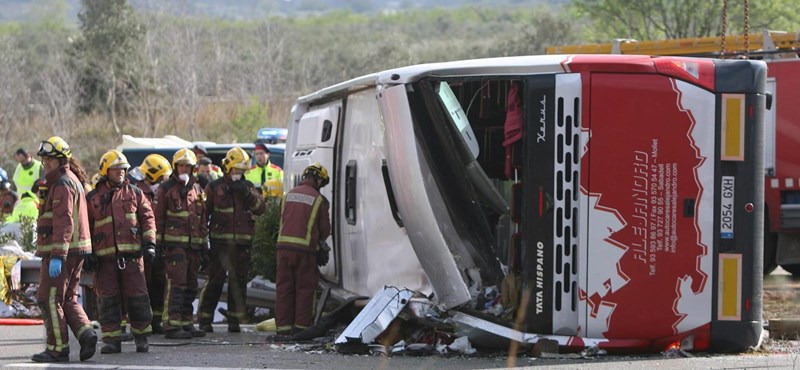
[
  {"xmin": 230, "ymin": 174, "xmax": 242, "ymax": 181},
  {"xmin": 178, "ymin": 174, "xmax": 190, "ymax": 184}
]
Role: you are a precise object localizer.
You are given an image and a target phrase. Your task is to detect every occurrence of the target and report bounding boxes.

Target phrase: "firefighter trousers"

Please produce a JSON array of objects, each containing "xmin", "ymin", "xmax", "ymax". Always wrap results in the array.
[
  {"xmin": 162, "ymin": 245, "xmax": 200, "ymax": 331},
  {"xmin": 36, "ymin": 256, "xmax": 93, "ymax": 355},
  {"xmin": 275, "ymin": 249, "xmax": 318, "ymax": 333},
  {"xmin": 144, "ymin": 254, "xmax": 166, "ymax": 320},
  {"xmin": 94, "ymin": 257, "xmax": 152, "ymax": 342},
  {"xmin": 198, "ymin": 242, "xmax": 251, "ymax": 324}
]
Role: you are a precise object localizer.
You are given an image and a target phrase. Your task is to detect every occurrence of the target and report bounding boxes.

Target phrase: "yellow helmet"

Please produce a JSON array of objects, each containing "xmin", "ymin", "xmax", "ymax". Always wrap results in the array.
[
  {"xmin": 263, "ymin": 179, "xmax": 283, "ymax": 198},
  {"xmin": 222, "ymin": 147, "xmax": 250, "ymax": 173},
  {"xmin": 37, "ymin": 136, "xmax": 72, "ymax": 159},
  {"xmin": 139, "ymin": 154, "xmax": 172, "ymax": 183},
  {"xmin": 302, "ymin": 162, "xmax": 329, "ymax": 187},
  {"xmin": 172, "ymin": 148, "xmax": 197, "ymax": 168},
  {"xmin": 98, "ymin": 149, "xmax": 130, "ymax": 177}
]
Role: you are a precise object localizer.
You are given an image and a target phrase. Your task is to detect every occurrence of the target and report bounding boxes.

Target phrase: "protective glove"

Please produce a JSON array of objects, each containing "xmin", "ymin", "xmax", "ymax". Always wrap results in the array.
[
  {"xmin": 199, "ymin": 250, "xmax": 209, "ymax": 272},
  {"xmin": 229, "ymin": 180, "xmax": 250, "ymax": 196},
  {"xmin": 49, "ymin": 258, "xmax": 63, "ymax": 278},
  {"xmin": 316, "ymin": 242, "xmax": 331, "ymax": 267},
  {"xmin": 82, "ymin": 254, "xmax": 100, "ymax": 273},
  {"xmin": 142, "ymin": 242, "xmax": 156, "ymax": 263}
]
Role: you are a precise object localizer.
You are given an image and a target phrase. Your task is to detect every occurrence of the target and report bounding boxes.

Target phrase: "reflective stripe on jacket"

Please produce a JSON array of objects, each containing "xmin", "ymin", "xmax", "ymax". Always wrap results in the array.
[
  {"xmin": 206, "ymin": 176, "xmax": 266, "ymax": 245},
  {"xmin": 87, "ymin": 179, "xmax": 157, "ymax": 259},
  {"xmin": 35, "ymin": 163, "xmax": 91, "ymax": 258},
  {"xmin": 276, "ymin": 179, "xmax": 330, "ymax": 252},
  {"xmin": 154, "ymin": 174, "xmax": 207, "ymax": 249}
]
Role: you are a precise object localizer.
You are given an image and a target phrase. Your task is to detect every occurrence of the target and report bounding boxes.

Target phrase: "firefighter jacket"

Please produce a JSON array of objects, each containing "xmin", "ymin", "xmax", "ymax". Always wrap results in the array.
[
  {"xmin": 87, "ymin": 179, "xmax": 157, "ymax": 260},
  {"xmin": 245, "ymin": 161, "xmax": 283, "ymax": 189},
  {"xmin": 276, "ymin": 178, "xmax": 330, "ymax": 253},
  {"xmin": 154, "ymin": 174, "xmax": 208, "ymax": 250},
  {"xmin": 206, "ymin": 176, "xmax": 266, "ymax": 245},
  {"xmin": 0, "ymin": 190, "xmax": 17, "ymax": 218},
  {"xmin": 35, "ymin": 163, "xmax": 92, "ymax": 259},
  {"xmin": 130, "ymin": 177, "xmax": 156, "ymax": 203}
]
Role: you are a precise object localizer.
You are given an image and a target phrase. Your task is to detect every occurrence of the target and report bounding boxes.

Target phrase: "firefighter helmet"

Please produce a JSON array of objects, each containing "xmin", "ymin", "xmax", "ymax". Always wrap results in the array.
[
  {"xmin": 37, "ymin": 136, "xmax": 72, "ymax": 159},
  {"xmin": 139, "ymin": 154, "xmax": 172, "ymax": 183},
  {"xmin": 98, "ymin": 150, "xmax": 130, "ymax": 177},
  {"xmin": 302, "ymin": 162, "xmax": 329, "ymax": 187},
  {"xmin": 172, "ymin": 148, "xmax": 197, "ymax": 168},
  {"xmin": 263, "ymin": 179, "xmax": 283, "ymax": 198},
  {"xmin": 222, "ymin": 147, "xmax": 251, "ymax": 173}
]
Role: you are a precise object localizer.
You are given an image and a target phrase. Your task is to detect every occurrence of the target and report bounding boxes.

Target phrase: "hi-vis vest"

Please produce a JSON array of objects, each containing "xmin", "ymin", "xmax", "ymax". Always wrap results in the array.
[
  {"xmin": 13, "ymin": 159, "xmax": 43, "ymax": 194},
  {"xmin": 245, "ymin": 162, "xmax": 283, "ymax": 189}
]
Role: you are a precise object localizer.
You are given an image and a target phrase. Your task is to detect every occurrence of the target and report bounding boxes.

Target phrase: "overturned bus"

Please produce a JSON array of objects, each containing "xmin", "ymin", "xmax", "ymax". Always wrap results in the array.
[{"xmin": 284, "ymin": 54, "xmax": 767, "ymax": 352}]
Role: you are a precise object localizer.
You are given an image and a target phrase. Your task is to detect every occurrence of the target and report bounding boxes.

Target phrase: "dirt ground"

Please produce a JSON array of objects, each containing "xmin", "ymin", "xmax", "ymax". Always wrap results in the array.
[{"xmin": 763, "ymin": 271, "xmax": 800, "ymax": 320}]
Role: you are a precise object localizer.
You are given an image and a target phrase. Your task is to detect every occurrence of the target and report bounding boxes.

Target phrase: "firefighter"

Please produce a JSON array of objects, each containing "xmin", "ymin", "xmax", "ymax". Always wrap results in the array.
[
  {"xmin": 245, "ymin": 141, "xmax": 283, "ymax": 189},
  {"xmin": 128, "ymin": 154, "xmax": 172, "ymax": 334},
  {"xmin": 198, "ymin": 147, "xmax": 266, "ymax": 333},
  {"xmin": 272, "ymin": 162, "xmax": 330, "ymax": 339},
  {"xmin": 31, "ymin": 136, "xmax": 98, "ymax": 363},
  {"xmin": 263, "ymin": 178, "xmax": 284, "ymax": 204},
  {"xmin": 154, "ymin": 148, "xmax": 208, "ymax": 339},
  {"xmin": 13, "ymin": 148, "xmax": 44, "ymax": 194},
  {"xmin": 192, "ymin": 144, "xmax": 223, "ymax": 181},
  {"xmin": 0, "ymin": 167, "xmax": 18, "ymax": 220},
  {"xmin": 84, "ymin": 150, "xmax": 156, "ymax": 354}
]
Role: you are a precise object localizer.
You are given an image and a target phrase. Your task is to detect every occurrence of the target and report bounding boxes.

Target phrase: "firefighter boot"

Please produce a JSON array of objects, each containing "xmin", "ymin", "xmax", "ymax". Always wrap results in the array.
[
  {"xmin": 100, "ymin": 340, "xmax": 122, "ymax": 354},
  {"xmin": 31, "ymin": 351, "xmax": 69, "ymax": 363},
  {"xmin": 134, "ymin": 334, "xmax": 149, "ymax": 353},
  {"xmin": 227, "ymin": 317, "xmax": 240, "ymax": 333},
  {"xmin": 120, "ymin": 325, "xmax": 134, "ymax": 342},
  {"xmin": 78, "ymin": 329, "xmax": 98, "ymax": 361},
  {"xmin": 164, "ymin": 328, "xmax": 193, "ymax": 339},
  {"xmin": 183, "ymin": 324, "xmax": 206, "ymax": 337},
  {"xmin": 198, "ymin": 319, "xmax": 214, "ymax": 333},
  {"xmin": 151, "ymin": 315, "xmax": 165, "ymax": 335}
]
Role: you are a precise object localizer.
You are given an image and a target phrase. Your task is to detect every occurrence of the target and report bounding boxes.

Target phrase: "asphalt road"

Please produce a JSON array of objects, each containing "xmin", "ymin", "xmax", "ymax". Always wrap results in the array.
[{"xmin": 1, "ymin": 323, "xmax": 799, "ymax": 370}]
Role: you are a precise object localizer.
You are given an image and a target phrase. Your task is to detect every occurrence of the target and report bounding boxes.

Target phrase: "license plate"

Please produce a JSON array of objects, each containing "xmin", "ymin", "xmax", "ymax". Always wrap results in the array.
[{"xmin": 720, "ymin": 176, "xmax": 735, "ymax": 239}]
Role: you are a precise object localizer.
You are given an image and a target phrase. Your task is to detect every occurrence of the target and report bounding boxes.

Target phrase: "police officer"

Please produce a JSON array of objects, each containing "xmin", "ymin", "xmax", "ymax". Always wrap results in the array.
[
  {"xmin": 272, "ymin": 163, "xmax": 330, "ymax": 339},
  {"xmin": 154, "ymin": 149, "xmax": 208, "ymax": 339},
  {"xmin": 198, "ymin": 147, "xmax": 265, "ymax": 333},
  {"xmin": 31, "ymin": 136, "xmax": 98, "ymax": 363},
  {"xmin": 13, "ymin": 148, "xmax": 44, "ymax": 194},
  {"xmin": 245, "ymin": 141, "xmax": 283, "ymax": 189},
  {"xmin": 85, "ymin": 150, "xmax": 156, "ymax": 354},
  {"xmin": 129, "ymin": 154, "xmax": 172, "ymax": 334}
]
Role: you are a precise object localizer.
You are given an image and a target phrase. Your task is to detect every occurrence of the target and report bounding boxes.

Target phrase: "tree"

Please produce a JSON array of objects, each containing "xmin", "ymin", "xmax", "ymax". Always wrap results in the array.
[
  {"xmin": 71, "ymin": 0, "xmax": 148, "ymax": 135},
  {"xmin": 571, "ymin": 0, "xmax": 800, "ymax": 41}
]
